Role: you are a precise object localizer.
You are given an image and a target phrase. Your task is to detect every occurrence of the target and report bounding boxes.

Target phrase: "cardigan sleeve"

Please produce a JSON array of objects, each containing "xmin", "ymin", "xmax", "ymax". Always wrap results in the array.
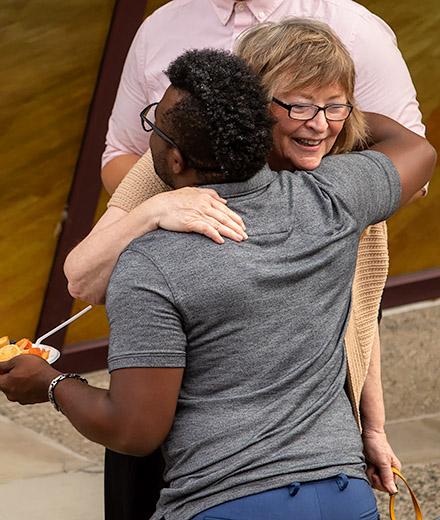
[
  {"xmin": 344, "ymin": 220, "xmax": 389, "ymax": 428},
  {"xmin": 108, "ymin": 149, "xmax": 171, "ymax": 212}
]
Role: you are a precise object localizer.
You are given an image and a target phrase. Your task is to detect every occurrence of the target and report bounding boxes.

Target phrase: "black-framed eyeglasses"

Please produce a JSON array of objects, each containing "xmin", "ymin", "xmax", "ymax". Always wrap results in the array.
[
  {"xmin": 140, "ymin": 102, "xmax": 180, "ymax": 149},
  {"xmin": 272, "ymin": 97, "xmax": 353, "ymax": 122},
  {"xmin": 140, "ymin": 102, "xmax": 219, "ymax": 172}
]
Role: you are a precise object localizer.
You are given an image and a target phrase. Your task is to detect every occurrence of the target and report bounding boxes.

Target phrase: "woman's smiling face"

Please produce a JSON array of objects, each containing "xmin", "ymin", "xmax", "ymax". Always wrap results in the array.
[{"xmin": 269, "ymin": 83, "xmax": 349, "ymax": 172}]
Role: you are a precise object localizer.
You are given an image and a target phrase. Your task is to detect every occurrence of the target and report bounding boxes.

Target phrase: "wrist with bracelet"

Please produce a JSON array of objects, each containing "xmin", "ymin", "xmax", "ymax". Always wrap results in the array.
[{"xmin": 48, "ymin": 373, "xmax": 88, "ymax": 413}]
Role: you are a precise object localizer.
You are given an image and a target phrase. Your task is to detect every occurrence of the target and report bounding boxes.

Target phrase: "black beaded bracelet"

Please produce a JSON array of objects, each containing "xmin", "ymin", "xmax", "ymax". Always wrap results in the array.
[{"xmin": 48, "ymin": 373, "xmax": 88, "ymax": 412}]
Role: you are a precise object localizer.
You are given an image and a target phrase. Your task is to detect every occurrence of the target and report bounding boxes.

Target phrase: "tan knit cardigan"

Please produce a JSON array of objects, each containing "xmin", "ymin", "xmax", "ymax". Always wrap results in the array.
[{"xmin": 109, "ymin": 150, "xmax": 389, "ymax": 429}]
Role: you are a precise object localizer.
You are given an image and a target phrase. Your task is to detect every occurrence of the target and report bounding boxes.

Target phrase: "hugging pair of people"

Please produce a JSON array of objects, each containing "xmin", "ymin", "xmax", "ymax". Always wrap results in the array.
[{"xmin": 1, "ymin": 19, "xmax": 436, "ymax": 520}]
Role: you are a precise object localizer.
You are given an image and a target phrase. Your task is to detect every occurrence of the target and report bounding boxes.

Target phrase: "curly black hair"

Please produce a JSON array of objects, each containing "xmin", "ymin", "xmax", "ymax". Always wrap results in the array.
[{"xmin": 164, "ymin": 48, "xmax": 273, "ymax": 183}]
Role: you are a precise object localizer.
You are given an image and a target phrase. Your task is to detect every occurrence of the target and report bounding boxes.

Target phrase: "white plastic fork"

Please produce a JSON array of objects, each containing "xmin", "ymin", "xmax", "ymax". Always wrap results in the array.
[{"xmin": 35, "ymin": 305, "xmax": 93, "ymax": 345}]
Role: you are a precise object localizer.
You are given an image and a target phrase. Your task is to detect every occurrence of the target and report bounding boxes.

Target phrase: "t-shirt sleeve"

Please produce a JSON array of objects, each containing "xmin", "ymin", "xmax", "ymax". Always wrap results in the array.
[
  {"xmin": 106, "ymin": 248, "xmax": 187, "ymax": 371},
  {"xmin": 319, "ymin": 151, "xmax": 401, "ymax": 229},
  {"xmin": 351, "ymin": 13, "xmax": 425, "ymax": 136}
]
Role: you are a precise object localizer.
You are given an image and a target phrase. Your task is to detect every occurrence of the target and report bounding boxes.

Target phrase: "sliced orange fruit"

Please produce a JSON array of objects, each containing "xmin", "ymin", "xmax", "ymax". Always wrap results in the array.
[
  {"xmin": 0, "ymin": 344, "xmax": 22, "ymax": 362},
  {"xmin": 16, "ymin": 338, "xmax": 32, "ymax": 350},
  {"xmin": 26, "ymin": 347, "xmax": 49, "ymax": 360}
]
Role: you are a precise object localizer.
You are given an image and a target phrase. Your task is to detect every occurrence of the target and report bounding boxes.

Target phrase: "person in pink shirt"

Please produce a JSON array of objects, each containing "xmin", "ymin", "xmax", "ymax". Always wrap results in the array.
[{"xmin": 102, "ymin": 0, "xmax": 425, "ymax": 194}]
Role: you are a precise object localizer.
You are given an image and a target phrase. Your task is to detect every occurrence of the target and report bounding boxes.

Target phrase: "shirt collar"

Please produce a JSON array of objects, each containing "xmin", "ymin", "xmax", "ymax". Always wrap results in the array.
[
  {"xmin": 209, "ymin": 0, "xmax": 285, "ymax": 26},
  {"xmin": 204, "ymin": 164, "xmax": 277, "ymax": 198}
]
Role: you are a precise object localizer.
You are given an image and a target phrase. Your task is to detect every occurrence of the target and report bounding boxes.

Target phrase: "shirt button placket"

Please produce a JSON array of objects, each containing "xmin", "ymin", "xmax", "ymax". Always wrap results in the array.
[{"xmin": 232, "ymin": 1, "xmax": 256, "ymax": 42}]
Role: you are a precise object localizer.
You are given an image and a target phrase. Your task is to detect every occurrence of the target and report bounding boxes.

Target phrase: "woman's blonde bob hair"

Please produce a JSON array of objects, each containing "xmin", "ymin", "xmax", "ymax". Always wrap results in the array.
[{"xmin": 235, "ymin": 18, "xmax": 368, "ymax": 154}]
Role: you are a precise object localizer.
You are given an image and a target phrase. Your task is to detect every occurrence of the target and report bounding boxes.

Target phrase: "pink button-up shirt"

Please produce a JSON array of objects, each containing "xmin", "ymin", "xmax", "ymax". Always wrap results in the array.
[{"xmin": 103, "ymin": 0, "xmax": 425, "ymax": 167}]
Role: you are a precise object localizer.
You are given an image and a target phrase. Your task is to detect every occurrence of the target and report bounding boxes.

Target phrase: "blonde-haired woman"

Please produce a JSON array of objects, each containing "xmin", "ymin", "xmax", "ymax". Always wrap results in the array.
[
  {"xmin": 236, "ymin": 21, "xmax": 397, "ymax": 485},
  {"xmin": 65, "ymin": 18, "xmax": 400, "ymax": 517}
]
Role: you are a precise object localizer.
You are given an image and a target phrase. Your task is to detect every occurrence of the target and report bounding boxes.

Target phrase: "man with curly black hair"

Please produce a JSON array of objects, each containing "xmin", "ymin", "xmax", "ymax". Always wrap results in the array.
[{"xmin": 148, "ymin": 48, "xmax": 273, "ymax": 185}]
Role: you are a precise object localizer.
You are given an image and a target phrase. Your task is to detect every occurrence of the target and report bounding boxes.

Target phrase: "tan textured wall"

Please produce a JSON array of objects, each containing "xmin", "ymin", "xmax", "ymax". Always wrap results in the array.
[{"xmin": 0, "ymin": 1, "xmax": 115, "ymax": 341}]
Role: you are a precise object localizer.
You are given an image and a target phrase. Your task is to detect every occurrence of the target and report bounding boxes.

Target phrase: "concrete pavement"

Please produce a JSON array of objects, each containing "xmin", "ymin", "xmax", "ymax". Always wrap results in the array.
[
  {"xmin": 385, "ymin": 414, "xmax": 440, "ymax": 465},
  {"xmin": 0, "ymin": 414, "xmax": 103, "ymax": 520}
]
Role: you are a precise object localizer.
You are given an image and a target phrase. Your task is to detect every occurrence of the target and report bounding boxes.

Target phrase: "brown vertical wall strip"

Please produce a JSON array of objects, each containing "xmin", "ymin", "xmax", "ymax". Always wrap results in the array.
[{"xmin": 35, "ymin": 0, "xmax": 148, "ymax": 348}]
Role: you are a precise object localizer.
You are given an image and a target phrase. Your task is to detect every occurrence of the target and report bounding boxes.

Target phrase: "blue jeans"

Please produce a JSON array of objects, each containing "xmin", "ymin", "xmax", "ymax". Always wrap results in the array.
[{"xmin": 191, "ymin": 474, "xmax": 379, "ymax": 520}]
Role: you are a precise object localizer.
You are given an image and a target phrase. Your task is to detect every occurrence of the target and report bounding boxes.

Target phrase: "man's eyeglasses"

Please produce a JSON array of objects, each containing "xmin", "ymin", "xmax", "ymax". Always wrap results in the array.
[
  {"xmin": 140, "ymin": 102, "xmax": 219, "ymax": 172},
  {"xmin": 140, "ymin": 102, "xmax": 180, "ymax": 149},
  {"xmin": 272, "ymin": 97, "xmax": 353, "ymax": 122}
]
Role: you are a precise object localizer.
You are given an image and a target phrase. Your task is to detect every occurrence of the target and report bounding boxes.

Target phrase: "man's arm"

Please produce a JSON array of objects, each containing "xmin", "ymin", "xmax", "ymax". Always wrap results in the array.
[
  {"xmin": 365, "ymin": 113, "xmax": 436, "ymax": 206},
  {"xmin": 2, "ymin": 249, "xmax": 188, "ymax": 456},
  {"xmin": 0, "ymin": 355, "xmax": 183, "ymax": 456},
  {"xmin": 360, "ymin": 325, "xmax": 401, "ymax": 495}
]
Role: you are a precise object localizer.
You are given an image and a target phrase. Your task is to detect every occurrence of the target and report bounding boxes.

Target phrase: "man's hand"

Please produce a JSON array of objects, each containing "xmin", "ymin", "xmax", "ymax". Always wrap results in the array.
[
  {"xmin": 0, "ymin": 355, "xmax": 60, "ymax": 405},
  {"xmin": 362, "ymin": 428, "xmax": 401, "ymax": 494}
]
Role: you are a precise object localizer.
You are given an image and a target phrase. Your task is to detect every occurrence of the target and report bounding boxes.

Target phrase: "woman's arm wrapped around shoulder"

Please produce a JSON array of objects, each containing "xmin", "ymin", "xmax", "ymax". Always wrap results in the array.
[{"xmin": 64, "ymin": 150, "xmax": 247, "ymax": 304}]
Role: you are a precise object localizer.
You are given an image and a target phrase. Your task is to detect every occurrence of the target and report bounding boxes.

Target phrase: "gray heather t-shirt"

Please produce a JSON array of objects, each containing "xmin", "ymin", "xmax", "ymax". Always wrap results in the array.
[{"xmin": 107, "ymin": 151, "xmax": 400, "ymax": 520}]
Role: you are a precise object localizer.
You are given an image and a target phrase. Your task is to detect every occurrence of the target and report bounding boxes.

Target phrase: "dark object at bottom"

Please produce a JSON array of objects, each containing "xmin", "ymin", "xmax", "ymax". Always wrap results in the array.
[{"xmin": 104, "ymin": 448, "xmax": 164, "ymax": 520}]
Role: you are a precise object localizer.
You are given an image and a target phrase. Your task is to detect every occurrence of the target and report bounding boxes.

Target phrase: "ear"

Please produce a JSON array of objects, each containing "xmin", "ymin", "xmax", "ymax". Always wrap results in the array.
[{"xmin": 167, "ymin": 147, "xmax": 186, "ymax": 176}]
